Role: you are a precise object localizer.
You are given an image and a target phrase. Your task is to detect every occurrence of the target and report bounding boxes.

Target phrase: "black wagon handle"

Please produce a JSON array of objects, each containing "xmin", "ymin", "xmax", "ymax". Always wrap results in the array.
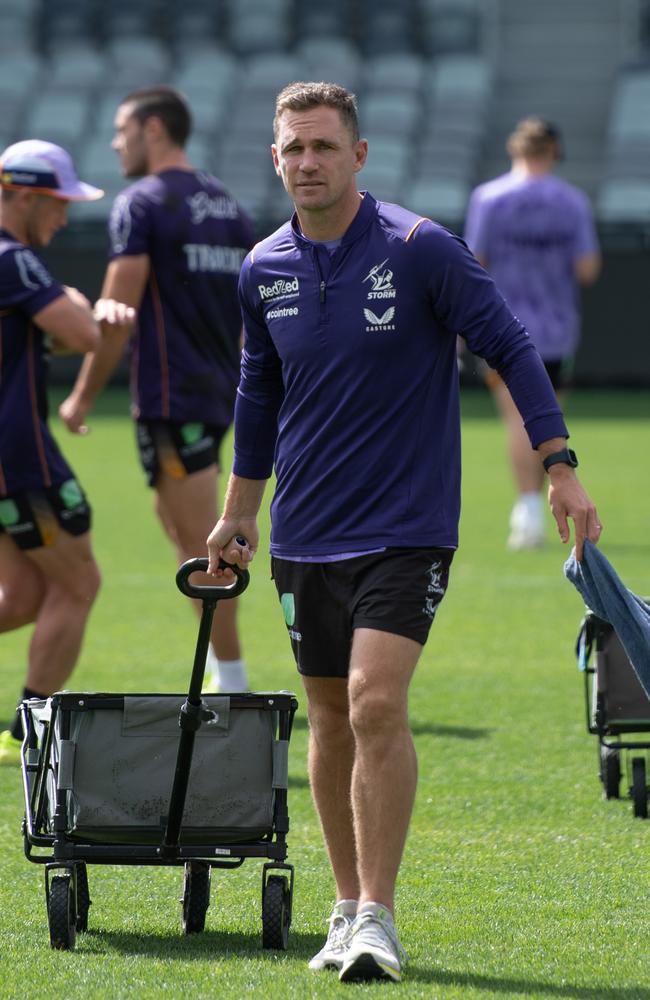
[{"xmin": 175, "ymin": 557, "xmax": 250, "ymax": 601}]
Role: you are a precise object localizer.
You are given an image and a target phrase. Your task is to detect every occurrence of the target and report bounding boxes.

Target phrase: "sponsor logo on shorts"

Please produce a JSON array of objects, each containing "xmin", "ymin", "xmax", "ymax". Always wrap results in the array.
[
  {"xmin": 0, "ymin": 498, "xmax": 20, "ymax": 526},
  {"xmin": 281, "ymin": 592, "xmax": 303, "ymax": 641},
  {"xmin": 363, "ymin": 258, "xmax": 396, "ymax": 300},
  {"xmin": 281, "ymin": 593, "xmax": 295, "ymax": 625},
  {"xmin": 422, "ymin": 559, "xmax": 446, "ymax": 621},
  {"xmin": 258, "ymin": 276, "xmax": 299, "ymax": 302},
  {"xmin": 59, "ymin": 479, "xmax": 84, "ymax": 510},
  {"xmin": 6, "ymin": 521, "xmax": 35, "ymax": 534},
  {"xmin": 267, "ymin": 305, "xmax": 299, "ymax": 319},
  {"xmin": 364, "ymin": 306, "xmax": 395, "ymax": 332},
  {"xmin": 181, "ymin": 423, "xmax": 205, "ymax": 446}
]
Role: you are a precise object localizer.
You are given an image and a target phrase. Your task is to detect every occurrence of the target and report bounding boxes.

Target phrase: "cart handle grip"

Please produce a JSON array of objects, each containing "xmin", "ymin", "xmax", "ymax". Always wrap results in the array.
[{"xmin": 176, "ymin": 557, "xmax": 249, "ymax": 601}]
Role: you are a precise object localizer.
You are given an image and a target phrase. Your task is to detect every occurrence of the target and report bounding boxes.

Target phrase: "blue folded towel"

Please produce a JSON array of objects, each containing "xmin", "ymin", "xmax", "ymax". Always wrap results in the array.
[{"xmin": 564, "ymin": 540, "xmax": 650, "ymax": 697}]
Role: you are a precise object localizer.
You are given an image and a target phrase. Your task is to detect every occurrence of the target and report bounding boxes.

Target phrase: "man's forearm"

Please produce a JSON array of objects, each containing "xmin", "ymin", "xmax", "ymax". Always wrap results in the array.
[
  {"xmin": 72, "ymin": 325, "xmax": 131, "ymax": 405},
  {"xmin": 222, "ymin": 473, "xmax": 269, "ymax": 520},
  {"xmin": 207, "ymin": 473, "xmax": 269, "ymax": 573},
  {"xmin": 537, "ymin": 437, "xmax": 569, "ymax": 461}
]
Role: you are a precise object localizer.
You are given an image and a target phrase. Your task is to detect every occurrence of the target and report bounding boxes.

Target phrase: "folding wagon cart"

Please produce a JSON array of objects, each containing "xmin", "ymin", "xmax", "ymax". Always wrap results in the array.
[
  {"xmin": 577, "ymin": 607, "xmax": 650, "ymax": 818},
  {"xmin": 20, "ymin": 558, "xmax": 298, "ymax": 950}
]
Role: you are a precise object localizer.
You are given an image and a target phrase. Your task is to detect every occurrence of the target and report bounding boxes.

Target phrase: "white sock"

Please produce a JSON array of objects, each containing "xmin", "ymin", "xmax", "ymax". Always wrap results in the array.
[
  {"xmin": 209, "ymin": 653, "xmax": 248, "ymax": 692},
  {"xmin": 519, "ymin": 491, "xmax": 543, "ymax": 516},
  {"xmin": 334, "ymin": 899, "xmax": 358, "ymax": 918}
]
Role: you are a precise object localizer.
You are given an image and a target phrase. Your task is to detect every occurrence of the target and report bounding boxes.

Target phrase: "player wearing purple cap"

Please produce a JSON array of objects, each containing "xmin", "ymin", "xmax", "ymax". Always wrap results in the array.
[
  {"xmin": 60, "ymin": 87, "xmax": 255, "ymax": 693},
  {"xmin": 204, "ymin": 83, "xmax": 603, "ymax": 982},
  {"xmin": 0, "ymin": 140, "xmax": 134, "ymax": 764},
  {"xmin": 464, "ymin": 118, "xmax": 602, "ymax": 550}
]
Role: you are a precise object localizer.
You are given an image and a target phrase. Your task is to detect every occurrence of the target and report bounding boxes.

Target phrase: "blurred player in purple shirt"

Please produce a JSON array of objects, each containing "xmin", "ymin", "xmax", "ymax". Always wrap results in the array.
[
  {"xmin": 0, "ymin": 140, "xmax": 133, "ymax": 764},
  {"xmin": 464, "ymin": 117, "xmax": 601, "ymax": 549},
  {"xmin": 60, "ymin": 87, "xmax": 255, "ymax": 693}
]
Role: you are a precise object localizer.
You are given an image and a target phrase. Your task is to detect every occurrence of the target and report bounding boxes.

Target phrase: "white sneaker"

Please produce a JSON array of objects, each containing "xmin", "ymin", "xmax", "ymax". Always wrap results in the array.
[
  {"xmin": 308, "ymin": 901, "xmax": 357, "ymax": 971},
  {"xmin": 339, "ymin": 906, "xmax": 406, "ymax": 983},
  {"xmin": 507, "ymin": 499, "xmax": 545, "ymax": 551}
]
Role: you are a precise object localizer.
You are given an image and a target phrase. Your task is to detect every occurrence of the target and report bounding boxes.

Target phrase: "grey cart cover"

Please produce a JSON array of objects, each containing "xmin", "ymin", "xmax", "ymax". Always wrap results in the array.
[{"xmin": 59, "ymin": 696, "xmax": 275, "ymax": 843}]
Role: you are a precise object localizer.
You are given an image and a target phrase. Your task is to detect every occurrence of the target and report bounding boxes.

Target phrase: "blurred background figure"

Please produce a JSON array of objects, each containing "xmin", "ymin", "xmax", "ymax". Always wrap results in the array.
[
  {"xmin": 464, "ymin": 117, "xmax": 601, "ymax": 550},
  {"xmin": 0, "ymin": 140, "xmax": 132, "ymax": 764},
  {"xmin": 59, "ymin": 87, "xmax": 255, "ymax": 693}
]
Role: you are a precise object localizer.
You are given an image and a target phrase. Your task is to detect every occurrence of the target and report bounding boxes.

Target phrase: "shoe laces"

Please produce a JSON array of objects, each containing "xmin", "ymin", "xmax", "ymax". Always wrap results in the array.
[
  {"xmin": 326, "ymin": 911, "xmax": 354, "ymax": 950},
  {"xmin": 347, "ymin": 911, "xmax": 408, "ymax": 962}
]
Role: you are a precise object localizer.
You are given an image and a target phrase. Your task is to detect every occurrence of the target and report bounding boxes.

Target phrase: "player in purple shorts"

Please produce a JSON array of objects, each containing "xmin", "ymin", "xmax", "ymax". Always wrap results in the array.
[
  {"xmin": 60, "ymin": 87, "xmax": 255, "ymax": 693},
  {"xmin": 204, "ymin": 83, "xmax": 603, "ymax": 981},
  {"xmin": 464, "ymin": 117, "xmax": 601, "ymax": 550},
  {"xmin": 0, "ymin": 140, "xmax": 134, "ymax": 764}
]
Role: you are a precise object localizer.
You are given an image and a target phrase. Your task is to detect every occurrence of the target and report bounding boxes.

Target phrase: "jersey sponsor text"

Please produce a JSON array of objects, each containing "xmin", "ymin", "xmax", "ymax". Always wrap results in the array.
[
  {"xmin": 186, "ymin": 191, "xmax": 240, "ymax": 224},
  {"xmin": 183, "ymin": 244, "xmax": 247, "ymax": 274},
  {"xmin": 258, "ymin": 276, "xmax": 299, "ymax": 302}
]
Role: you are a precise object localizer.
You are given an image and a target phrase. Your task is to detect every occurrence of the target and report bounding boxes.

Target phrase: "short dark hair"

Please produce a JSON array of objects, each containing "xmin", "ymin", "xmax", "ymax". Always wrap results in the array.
[
  {"xmin": 121, "ymin": 86, "xmax": 192, "ymax": 147},
  {"xmin": 507, "ymin": 117, "xmax": 563, "ymax": 160},
  {"xmin": 273, "ymin": 81, "xmax": 359, "ymax": 142}
]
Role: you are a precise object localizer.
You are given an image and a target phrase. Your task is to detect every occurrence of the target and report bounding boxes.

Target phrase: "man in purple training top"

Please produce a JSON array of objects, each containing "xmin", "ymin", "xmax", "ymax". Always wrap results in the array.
[
  {"xmin": 0, "ymin": 140, "xmax": 134, "ymax": 764},
  {"xmin": 205, "ymin": 82, "xmax": 603, "ymax": 983},
  {"xmin": 464, "ymin": 117, "xmax": 601, "ymax": 550},
  {"xmin": 60, "ymin": 87, "xmax": 256, "ymax": 693}
]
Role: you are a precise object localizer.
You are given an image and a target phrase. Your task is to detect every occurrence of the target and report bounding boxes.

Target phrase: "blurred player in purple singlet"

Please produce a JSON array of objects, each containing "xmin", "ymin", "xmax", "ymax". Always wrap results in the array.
[
  {"xmin": 0, "ymin": 140, "xmax": 134, "ymax": 764},
  {"xmin": 60, "ymin": 87, "xmax": 255, "ymax": 692},
  {"xmin": 464, "ymin": 117, "xmax": 601, "ymax": 550}
]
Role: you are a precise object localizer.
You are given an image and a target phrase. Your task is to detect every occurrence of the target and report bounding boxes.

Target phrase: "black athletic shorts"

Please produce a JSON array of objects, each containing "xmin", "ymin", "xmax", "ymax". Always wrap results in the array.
[
  {"xmin": 543, "ymin": 358, "xmax": 573, "ymax": 390},
  {"xmin": 0, "ymin": 479, "xmax": 92, "ymax": 550},
  {"xmin": 271, "ymin": 547, "xmax": 454, "ymax": 678},
  {"xmin": 136, "ymin": 420, "xmax": 228, "ymax": 487}
]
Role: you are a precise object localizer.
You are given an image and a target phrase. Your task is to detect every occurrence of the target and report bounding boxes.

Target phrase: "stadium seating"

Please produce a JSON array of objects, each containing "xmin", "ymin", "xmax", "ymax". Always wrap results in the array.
[
  {"xmin": 12, "ymin": 0, "xmax": 648, "ymax": 231},
  {"xmin": 2, "ymin": 0, "xmax": 500, "ymax": 231},
  {"xmin": 597, "ymin": 66, "xmax": 650, "ymax": 222}
]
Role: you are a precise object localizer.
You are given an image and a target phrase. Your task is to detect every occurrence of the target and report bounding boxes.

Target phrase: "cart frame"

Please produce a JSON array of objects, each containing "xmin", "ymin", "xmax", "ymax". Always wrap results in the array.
[
  {"xmin": 19, "ymin": 558, "xmax": 298, "ymax": 949},
  {"xmin": 578, "ymin": 608, "xmax": 650, "ymax": 817}
]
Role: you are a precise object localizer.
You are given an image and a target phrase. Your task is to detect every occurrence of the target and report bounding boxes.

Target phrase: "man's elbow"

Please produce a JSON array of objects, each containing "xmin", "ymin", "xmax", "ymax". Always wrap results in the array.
[
  {"xmin": 72, "ymin": 319, "xmax": 101, "ymax": 353},
  {"xmin": 576, "ymin": 254, "xmax": 602, "ymax": 286}
]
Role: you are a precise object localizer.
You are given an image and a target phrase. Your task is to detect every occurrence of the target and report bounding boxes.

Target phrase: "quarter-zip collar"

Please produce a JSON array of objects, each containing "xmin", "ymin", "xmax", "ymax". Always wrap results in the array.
[{"xmin": 290, "ymin": 191, "xmax": 379, "ymax": 251}]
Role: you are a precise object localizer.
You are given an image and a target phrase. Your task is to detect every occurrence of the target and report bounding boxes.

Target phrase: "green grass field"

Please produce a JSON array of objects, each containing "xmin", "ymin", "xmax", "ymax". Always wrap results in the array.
[{"xmin": 1, "ymin": 387, "xmax": 649, "ymax": 1000}]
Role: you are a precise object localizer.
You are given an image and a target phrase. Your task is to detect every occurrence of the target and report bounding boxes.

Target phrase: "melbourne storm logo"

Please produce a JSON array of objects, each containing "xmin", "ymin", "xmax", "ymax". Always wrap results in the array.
[
  {"xmin": 363, "ymin": 259, "xmax": 396, "ymax": 299},
  {"xmin": 422, "ymin": 560, "xmax": 446, "ymax": 621}
]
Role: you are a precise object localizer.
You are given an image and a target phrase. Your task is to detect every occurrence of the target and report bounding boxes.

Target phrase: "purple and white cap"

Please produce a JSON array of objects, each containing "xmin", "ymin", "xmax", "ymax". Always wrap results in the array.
[{"xmin": 0, "ymin": 139, "xmax": 104, "ymax": 201}]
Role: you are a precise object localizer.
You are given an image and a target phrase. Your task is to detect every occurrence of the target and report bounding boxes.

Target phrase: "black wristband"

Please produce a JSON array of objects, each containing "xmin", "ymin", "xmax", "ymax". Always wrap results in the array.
[{"xmin": 542, "ymin": 448, "xmax": 578, "ymax": 473}]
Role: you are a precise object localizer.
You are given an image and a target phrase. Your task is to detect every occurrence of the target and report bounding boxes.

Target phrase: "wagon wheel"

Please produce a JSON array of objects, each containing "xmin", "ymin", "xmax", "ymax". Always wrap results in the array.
[
  {"xmin": 600, "ymin": 745, "xmax": 621, "ymax": 800},
  {"xmin": 48, "ymin": 872, "xmax": 76, "ymax": 950},
  {"xmin": 181, "ymin": 861, "xmax": 211, "ymax": 934},
  {"xmin": 632, "ymin": 757, "xmax": 648, "ymax": 819},
  {"xmin": 262, "ymin": 875, "xmax": 290, "ymax": 950},
  {"xmin": 75, "ymin": 863, "xmax": 91, "ymax": 932}
]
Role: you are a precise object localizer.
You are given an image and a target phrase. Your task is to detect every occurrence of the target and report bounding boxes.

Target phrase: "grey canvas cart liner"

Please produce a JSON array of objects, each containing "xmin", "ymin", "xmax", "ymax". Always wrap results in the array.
[{"xmin": 27, "ymin": 692, "xmax": 288, "ymax": 845}]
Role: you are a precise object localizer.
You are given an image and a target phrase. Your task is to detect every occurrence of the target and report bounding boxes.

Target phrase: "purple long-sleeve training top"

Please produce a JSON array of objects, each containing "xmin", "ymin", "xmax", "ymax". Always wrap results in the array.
[{"xmin": 234, "ymin": 193, "xmax": 568, "ymax": 558}]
